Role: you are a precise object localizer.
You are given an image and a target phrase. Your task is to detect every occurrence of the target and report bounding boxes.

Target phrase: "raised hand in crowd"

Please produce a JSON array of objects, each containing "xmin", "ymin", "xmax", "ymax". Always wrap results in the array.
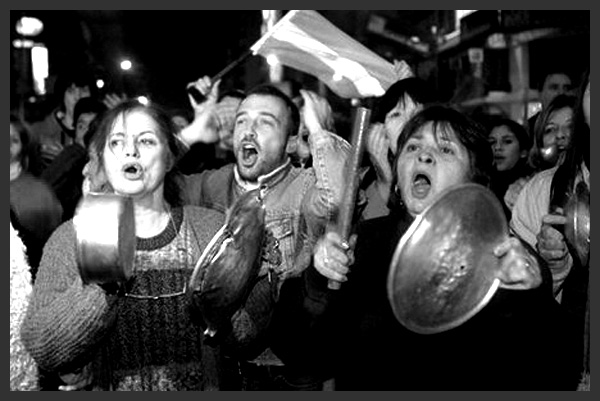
[{"xmin": 178, "ymin": 76, "xmax": 222, "ymax": 147}]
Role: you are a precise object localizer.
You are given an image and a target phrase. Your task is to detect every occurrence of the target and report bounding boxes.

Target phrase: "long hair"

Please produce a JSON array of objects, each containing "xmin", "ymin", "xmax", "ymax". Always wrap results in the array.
[
  {"xmin": 88, "ymin": 100, "xmax": 185, "ymax": 206},
  {"xmin": 550, "ymin": 68, "xmax": 590, "ymax": 211},
  {"xmin": 488, "ymin": 116, "xmax": 533, "ymax": 174},
  {"xmin": 389, "ymin": 105, "xmax": 493, "ymax": 211},
  {"xmin": 529, "ymin": 94, "xmax": 577, "ymax": 171}
]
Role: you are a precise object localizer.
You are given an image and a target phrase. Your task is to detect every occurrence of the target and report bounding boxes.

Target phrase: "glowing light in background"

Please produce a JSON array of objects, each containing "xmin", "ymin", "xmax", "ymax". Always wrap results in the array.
[
  {"xmin": 12, "ymin": 39, "xmax": 35, "ymax": 49},
  {"xmin": 16, "ymin": 16, "xmax": 44, "ymax": 37},
  {"xmin": 137, "ymin": 96, "xmax": 149, "ymax": 105},
  {"xmin": 31, "ymin": 44, "xmax": 48, "ymax": 95},
  {"xmin": 266, "ymin": 54, "xmax": 279, "ymax": 67},
  {"xmin": 120, "ymin": 59, "xmax": 132, "ymax": 71},
  {"xmin": 96, "ymin": 79, "xmax": 105, "ymax": 89}
]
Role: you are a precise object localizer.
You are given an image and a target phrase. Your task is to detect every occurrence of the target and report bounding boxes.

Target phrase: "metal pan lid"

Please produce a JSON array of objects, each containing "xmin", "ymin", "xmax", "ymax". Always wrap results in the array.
[{"xmin": 387, "ymin": 184, "xmax": 507, "ymax": 334}]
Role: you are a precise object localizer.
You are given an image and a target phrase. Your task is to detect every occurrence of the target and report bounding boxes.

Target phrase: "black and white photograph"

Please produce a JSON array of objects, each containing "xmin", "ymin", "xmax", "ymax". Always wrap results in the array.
[{"xmin": 10, "ymin": 10, "xmax": 590, "ymax": 391}]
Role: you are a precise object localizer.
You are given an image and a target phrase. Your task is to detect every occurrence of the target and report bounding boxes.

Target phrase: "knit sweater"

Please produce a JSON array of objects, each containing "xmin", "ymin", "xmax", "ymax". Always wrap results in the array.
[
  {"xmin": 10, "ymin": 222, "xmax": 38, "ymax": 391},
  {"xmin": 21, "ymin": 205, "xmax": 225, "ymax": 391}
]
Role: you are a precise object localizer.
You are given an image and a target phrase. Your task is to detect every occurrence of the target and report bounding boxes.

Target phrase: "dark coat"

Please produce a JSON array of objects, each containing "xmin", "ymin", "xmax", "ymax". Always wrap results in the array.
[{"xmin": 271, "ymin": 211, "xmax": 582, "ymax": 390}]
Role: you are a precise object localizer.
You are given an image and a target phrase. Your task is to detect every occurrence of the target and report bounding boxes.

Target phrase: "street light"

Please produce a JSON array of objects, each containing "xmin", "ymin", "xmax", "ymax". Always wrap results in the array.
[
  {"xmin": 16, "ymin": 16, "xmax": 44, "ymax": 37},
  {"xmin": 14, "ymin": 15, "xmax": 45, "ymax": 120},
  {"xmin": 120, "ymin": 59, "xmax": 133, "ymax": 71}
]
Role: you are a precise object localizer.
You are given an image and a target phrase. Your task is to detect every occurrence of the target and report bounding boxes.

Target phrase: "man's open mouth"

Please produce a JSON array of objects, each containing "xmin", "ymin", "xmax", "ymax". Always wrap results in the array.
[{"xmin": 239, "ymin": 142, "xmax": 259, "ymax": 166}]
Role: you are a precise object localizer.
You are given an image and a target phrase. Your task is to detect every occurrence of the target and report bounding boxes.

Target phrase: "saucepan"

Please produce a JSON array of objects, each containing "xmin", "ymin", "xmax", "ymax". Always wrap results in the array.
[{"xmin": 73, "ymin": 193, "xmax": 136, "ymax": 285}]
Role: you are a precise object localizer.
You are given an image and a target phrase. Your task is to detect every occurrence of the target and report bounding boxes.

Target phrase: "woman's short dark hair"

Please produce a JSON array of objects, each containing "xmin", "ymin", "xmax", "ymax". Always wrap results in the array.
[
  {"xmin": 373, "ymin": 77, "xmax": 435, "ymax": 123},
  {"xmin": 389, "ymin": 105, "xmax": 493, "ymax": 210},
  {"xmin": 530, "ymin": 94, "xmax": 577, "ymax": 170},
  {"xmin": 244, "ymin": 84, "xmax": 300, "ymax": 138},
  {"xmin": 88, "ymin": 99, "xmax": 185, "ymax": 206}
]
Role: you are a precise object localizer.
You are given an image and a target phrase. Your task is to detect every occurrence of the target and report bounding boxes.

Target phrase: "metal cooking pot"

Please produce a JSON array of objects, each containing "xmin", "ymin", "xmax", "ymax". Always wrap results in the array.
[{"xmin": 73, "ymin": 193, "xmax": 136, "ymax": 285}]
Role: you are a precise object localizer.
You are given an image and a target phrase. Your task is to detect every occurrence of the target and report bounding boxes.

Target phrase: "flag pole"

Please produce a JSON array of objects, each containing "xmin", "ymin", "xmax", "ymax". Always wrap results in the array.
[
  {"xmin": 187, "ymin": 11, "xmax": 300, "ymax": 103},
  {"xmin": 328, "ymin": 106, "xmax": 371, "ymax": 290},
  {"xmin": 186, "ymin": 49, "xmax": 254, "ymax": 103}
]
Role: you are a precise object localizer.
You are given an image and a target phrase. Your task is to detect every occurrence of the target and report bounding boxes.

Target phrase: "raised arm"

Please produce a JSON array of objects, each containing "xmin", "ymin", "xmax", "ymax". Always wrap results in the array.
[
  {"xmin": 301, "ymin": 90, "xmax": 351, "ymax": 220},
  {"xmin": 177, "ymin": 76, "xmax": 221, "ymax": 149}
]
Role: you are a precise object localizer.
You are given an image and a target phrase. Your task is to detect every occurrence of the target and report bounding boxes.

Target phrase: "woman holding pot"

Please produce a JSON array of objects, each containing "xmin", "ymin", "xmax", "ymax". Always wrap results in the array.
[{"xmin": 21, "ymin": 100, "xmax": 225, "ymax": 391}]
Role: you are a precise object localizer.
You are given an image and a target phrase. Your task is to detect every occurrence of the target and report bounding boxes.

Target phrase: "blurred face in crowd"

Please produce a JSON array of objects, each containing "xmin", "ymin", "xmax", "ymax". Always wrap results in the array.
[
  {"xmin": 540, "ymin": 73, "xmax": 573, "ymax": 110},
  {"xmin": 542, "ymin": 106, "xmax": 573, "ymax": 158},
  {"xmin": 233, "ymin": 94, "xmax": 290, "ymax": 182},
  {"xmin": 396, "ymin": 122, "xmax": 471, "ymax": 217},
  {"xmin": 385, "ymin": 94, "xmax": 422, "ymax": 155},
  {"xmin": 75, "ymin": 112, "xmax": 98, "ymax": 145},
  {"xmin": 216, "ymin": 95, "xmax": 242, "ymax": 151},
  {"xmin": 10, "ymin": 123, "xmax": 22, "ymax": 165},
  {"xmin": 64, "ymin": 83, "xmax": 92, "ymax": 116},
  {"xmin": 103, "ymin": 108, "xmax": 170, "ymax": 201},
  {"xmin": 488, "ymin": 125, "xmax": 526, "ymax": 172},
  {"xmin": 171, "ymin": 115, "xmax": 190, "ymax": 132}
]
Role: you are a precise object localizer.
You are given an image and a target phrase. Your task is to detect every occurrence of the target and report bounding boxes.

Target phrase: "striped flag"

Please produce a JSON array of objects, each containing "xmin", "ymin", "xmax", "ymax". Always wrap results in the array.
[{"xmin": 251, "ymin": 10, "xmax": 398, "ymax": 99}]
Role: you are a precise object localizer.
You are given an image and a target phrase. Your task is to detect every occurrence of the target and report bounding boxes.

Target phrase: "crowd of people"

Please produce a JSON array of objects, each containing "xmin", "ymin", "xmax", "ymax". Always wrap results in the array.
[{"xmin": 10, "ymin": 39, "xmax": 590, "ymax": 391}]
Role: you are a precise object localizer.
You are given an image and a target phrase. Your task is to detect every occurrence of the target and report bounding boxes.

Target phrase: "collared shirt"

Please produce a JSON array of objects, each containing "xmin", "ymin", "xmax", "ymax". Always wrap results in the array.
[{"xmin": 233, "ymin": 158, "xmax": 292, "ymax": 193}]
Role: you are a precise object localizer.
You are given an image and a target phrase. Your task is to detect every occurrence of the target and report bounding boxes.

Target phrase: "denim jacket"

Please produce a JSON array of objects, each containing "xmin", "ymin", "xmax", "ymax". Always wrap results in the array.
[{"xmin": 183, "ymin": 129, "xmax": 351, "ymax": 286}]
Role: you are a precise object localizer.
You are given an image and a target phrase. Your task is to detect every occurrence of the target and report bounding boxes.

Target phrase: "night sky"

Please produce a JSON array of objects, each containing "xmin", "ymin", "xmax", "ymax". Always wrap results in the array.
[
  {"xmin": 11, "ymin": 10, "xmax": 267, "ymax": 112},
  {"xmin": 10, "ymin": 10, "xmax": 590, "ymax": 117}
]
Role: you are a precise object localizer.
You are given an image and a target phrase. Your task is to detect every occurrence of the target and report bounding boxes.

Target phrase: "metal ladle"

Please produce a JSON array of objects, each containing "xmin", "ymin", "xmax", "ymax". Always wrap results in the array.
[{"xmin": 541, "ymin": 143, "xmax": 559, "ymax": 164}]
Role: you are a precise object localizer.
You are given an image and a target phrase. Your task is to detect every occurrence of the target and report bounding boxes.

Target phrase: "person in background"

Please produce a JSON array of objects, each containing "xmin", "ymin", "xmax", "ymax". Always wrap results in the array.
[
  {"xmin": 527, "ymin": 70, "xmax": 574, "ymax": 137},
  {"xmin": 360, "ymin": 77, "xmax": 435, "ymax": 220},
  {"xmin": 271, "ymin": 105, "xmax": 580, "ymax": 390},
  {"xmin": 213, "ymin": 89, "xmax": 245, "ymax": 166},
  {"xmin": 27, "ymin": 68, "xmax": 97, "ymax": 176},
  {"xmin": 41, "ymin": 97, "xmax": 108, "ymax": 221},
  {"xmin": 170, "ymin": 107, "xmax": 193, "ymax": 132},
  {"xmin": 11, "ymin": 221, "xmax": 39, "ymax": 391},
  {"xmin": 179, "ymin": 76, "xmax": 350, "ymax": 390},
  {"xmin": 510, "ymin": 70, "xmax": 590, "ymax": 380},
  {"xmin": 487, "ymin": 116, "xmax": 533, "ymax": 218},
  {"xmin": 528, "ymin": 94, "xmax": 577, "ymax": 173},
  {"xmin": 10, "ymin": 114, "xmax": 63, "ymax": 280},
  {"xmin": 21, "ymin": 100, "xmax": 226, "ymax": 391}
]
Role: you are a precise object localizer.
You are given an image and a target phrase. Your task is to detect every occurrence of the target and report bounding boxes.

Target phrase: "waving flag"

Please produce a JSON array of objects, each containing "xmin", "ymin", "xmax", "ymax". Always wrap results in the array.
[{"xmin": 250, "ymin": 10, "xmax": 398, "ymax": 99}]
